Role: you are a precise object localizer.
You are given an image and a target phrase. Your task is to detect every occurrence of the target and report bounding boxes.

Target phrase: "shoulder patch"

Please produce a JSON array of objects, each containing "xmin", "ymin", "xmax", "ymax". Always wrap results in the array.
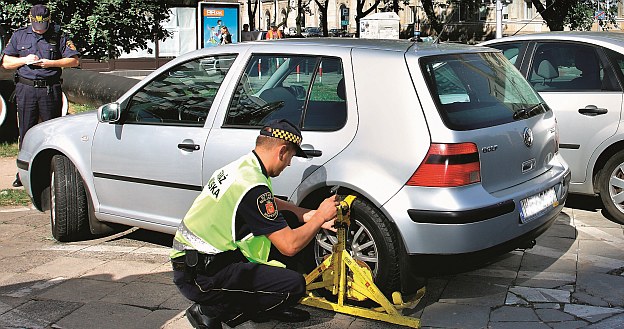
[
  {"xmin": 257, "ymin": 191, "xmax": 278, "ymax": 220},
  {"xmin": 66, "ymin": 40, "xmax": 76, "ymax": 51}
]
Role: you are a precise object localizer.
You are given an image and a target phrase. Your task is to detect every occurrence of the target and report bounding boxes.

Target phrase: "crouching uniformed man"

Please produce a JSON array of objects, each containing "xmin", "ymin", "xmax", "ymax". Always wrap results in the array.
[{"xmin": 171, "ymin": 119, "xmax": 338, "ymax": 329}]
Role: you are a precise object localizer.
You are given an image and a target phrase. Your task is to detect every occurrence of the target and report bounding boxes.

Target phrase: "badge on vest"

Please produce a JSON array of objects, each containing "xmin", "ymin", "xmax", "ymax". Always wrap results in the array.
[{"xmin": 257, "ymin": 191, "xmax": 278, "ymax": 220}]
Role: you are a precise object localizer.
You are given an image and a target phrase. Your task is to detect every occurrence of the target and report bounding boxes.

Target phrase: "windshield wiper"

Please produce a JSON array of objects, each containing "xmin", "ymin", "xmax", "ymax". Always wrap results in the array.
[{"xmin": 513, "ymin": 103, "xmax": 543, "ymax": 120}]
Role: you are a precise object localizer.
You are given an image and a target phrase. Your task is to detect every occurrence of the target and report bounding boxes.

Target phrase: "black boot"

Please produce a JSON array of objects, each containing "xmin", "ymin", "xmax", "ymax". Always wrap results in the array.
[
  {"xmin": 252, "ymin": 306, "xmax": 310, "ymax": 323},
  {"xmin": 186, "ymin": 303, "xmax": 222, "ymax": 329},
  {"xmin": 12, "ymin": 173, "xmax": 22, "ymax": 188}
]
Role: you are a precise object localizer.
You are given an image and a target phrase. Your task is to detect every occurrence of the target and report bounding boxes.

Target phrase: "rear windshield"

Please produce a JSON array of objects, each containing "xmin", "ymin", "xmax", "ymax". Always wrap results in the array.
[{"xmin": 421, "ymin": 52, "xmax": 546, "ymax": 131}]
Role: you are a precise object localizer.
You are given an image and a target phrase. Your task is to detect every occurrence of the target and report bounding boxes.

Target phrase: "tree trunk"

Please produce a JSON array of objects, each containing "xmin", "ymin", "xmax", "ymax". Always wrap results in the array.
[{"xmin": 530, "ymin": 0, "xmax": 574, "ymax": 31}]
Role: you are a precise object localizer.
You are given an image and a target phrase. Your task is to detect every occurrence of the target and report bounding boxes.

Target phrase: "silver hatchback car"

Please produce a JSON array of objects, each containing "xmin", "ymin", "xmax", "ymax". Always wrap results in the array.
[
  {"xmin": 482, "ymin": 32, "xmax": 624, "ymax": 224},
  {"xmin": 17, "ymin": 39, "xmax": 569, "ymax": 294}
]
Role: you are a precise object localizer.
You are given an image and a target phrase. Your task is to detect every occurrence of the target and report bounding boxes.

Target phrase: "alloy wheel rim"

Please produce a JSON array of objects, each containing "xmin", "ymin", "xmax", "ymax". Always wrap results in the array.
[
  {"xmin": 609, "ymin": 162, "xmax": 624, "ymax": 214},
  {"xmin": 314, "ymin": 219, "xmax": 379, "ymax": 277}
]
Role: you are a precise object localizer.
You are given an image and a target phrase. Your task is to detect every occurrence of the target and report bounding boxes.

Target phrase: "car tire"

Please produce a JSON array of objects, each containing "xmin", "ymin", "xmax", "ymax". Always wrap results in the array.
[
  {"xmin": 314, "ymin": 198, "xmax": 401, "ymax": 295},
  {"xmin": 599, "ymin": 151, "xmax": 624, "ymax": 224},
  {"xmin": 50, "ymin": 154, "xmax": 91, "ymax": 242}
]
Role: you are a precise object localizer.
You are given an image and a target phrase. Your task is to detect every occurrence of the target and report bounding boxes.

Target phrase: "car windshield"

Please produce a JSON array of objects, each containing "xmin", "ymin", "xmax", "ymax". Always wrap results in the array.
[{"xmin": 421, "ymin": 52, "xmax": 546, "ymax": 131}]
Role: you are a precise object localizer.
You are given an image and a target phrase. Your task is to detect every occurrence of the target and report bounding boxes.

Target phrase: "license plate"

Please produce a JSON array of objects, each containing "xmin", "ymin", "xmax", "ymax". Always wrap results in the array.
[{"xmin": 519, "ymin": 187, "xmax": 559, "ymax": 224}]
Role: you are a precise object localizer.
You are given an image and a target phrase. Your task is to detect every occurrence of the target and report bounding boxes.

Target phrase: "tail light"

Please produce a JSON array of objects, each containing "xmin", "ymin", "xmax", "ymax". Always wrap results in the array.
[{"xmin": 407, "ymin": 143, "xmax": 481, "ymax": 187}]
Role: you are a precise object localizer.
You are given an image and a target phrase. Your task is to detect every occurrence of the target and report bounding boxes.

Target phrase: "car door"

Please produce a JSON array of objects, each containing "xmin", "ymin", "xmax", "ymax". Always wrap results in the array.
[
  {"xmin": 91, "ymin": 54, "xmax": 237, "ymax": 227},
  {"xmin": 203, "ymin": 49, "xmax": 357, "ymax": 202},
  {"xmin": 521, "ymin": 42, "xmax": 623, "ymax": 184}
]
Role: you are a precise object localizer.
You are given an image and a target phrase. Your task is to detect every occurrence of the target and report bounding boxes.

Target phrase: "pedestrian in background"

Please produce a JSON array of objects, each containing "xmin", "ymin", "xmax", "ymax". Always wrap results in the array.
[
  {"xmin": 241, "ymin": 23, "xmax": 253, "ymax": 42},
  {"xmin": 0, "ymin": 4, "xmax": 80, "ymax": 187},
  {"xmin": 266, "ymin": 25, "xmax": 283, "ymax": 39}
]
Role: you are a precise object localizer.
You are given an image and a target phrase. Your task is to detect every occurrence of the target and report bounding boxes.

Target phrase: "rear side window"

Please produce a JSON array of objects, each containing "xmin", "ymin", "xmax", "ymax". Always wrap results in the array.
[
  {"xmin": 225, "ymin": 54, "xmax": 346, "ymax": 131},
  {"xmin": 528, "ymin": 43, "xmax": 618, "ymax": 91},
  {"xmin": 421, "ymin": 52, "xmax": 545, "ymax": 131}
]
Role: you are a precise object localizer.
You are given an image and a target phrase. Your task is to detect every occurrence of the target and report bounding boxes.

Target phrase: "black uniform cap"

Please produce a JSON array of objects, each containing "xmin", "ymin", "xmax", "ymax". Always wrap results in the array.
[
  {"xmin": 30, "ymin": 5, "xmax": 51, "ymax": 31},
  {"xmin": 260, "ymin": 119, "xmax": 308, "ymax": 158}
]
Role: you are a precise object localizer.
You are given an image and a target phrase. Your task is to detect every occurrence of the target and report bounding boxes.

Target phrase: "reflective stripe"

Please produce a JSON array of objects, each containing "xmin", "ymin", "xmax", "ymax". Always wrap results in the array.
[{"xmin": 175, "ymin": 221, "xmax": 223, "ymax": 255}]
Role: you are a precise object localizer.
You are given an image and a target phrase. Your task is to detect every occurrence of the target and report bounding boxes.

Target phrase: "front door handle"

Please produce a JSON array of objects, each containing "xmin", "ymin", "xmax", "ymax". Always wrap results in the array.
[
  {"xmin": 579, "ymin": 105, "xmax": 608, "ymax": 116},
  {"xmin": 178, "ymin": 143, "xmax": 200, "ymax": 151},
  {"xmin": 304, "ymin": 149, "xmax": 322, "ymax": 157}
]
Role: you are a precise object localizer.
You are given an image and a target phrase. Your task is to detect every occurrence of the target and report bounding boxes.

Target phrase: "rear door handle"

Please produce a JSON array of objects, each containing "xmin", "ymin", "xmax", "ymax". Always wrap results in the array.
[
  {"xmin": 578, "ymin": 105, "xmax": 608, "ymax": 116},
  {"xmin": 304, "ymin": 149, "xmax": 322, "ymax": 157},
  {"xmin": 178, "ymin": 143, "xmax": 200, "ymax": 151}
]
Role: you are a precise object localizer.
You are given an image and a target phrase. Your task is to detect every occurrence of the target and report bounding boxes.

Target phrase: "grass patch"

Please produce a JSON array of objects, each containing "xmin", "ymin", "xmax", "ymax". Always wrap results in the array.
[
  {"xmin": 0, "ymin": 142, "xmax": 19, "ymax": 158},
  {"xmin": 0, "ymin": 189, "xmax": 30, "ymax": 207},
  {"xmin": 69, "ymin": 103, "xmax": 95, "ymax": 114}
]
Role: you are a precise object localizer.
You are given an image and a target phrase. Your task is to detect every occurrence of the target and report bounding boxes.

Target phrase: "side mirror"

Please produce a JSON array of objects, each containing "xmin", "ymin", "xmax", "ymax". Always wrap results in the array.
[{"xmin": 97, "ymin": 103, "xmax": 121, "ymax": 123}]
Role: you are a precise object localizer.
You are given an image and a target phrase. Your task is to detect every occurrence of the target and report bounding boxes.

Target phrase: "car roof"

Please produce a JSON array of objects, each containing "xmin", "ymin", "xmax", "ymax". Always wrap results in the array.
[
  {"xmin": 481, "ymin": 31, "xmax": 624, "ymax": 48},
  {"xmin": 183, "ymin": 38, "xmax": 494, "ymax": 57}
]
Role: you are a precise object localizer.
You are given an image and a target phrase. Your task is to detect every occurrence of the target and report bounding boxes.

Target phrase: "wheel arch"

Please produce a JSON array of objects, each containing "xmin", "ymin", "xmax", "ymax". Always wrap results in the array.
[
  {"xmin": 30, "ymin": 148, "xmax": 62, "ymax": 211},
  {"xmin": 592, "ymin": 140, "xmax": 624, "ymax": 193}
]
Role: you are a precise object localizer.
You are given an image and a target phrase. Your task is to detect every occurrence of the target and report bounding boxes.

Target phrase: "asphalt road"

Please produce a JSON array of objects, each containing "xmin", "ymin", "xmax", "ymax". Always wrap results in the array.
[{"xmin": 0, "ymin": 194, "xmax": 623, "ymax": 329}]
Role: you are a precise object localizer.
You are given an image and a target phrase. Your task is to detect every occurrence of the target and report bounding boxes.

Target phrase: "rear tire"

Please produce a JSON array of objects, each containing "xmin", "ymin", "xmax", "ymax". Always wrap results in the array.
[
  {"xmin": 314, "ymin": 198, "xmax": 401, "ymax": 295},
  {"xmin": 599, "ymin": 151, "xmax": 624, "ymax": 224},
  {"xmin": 50, "ymin": 154, "xmax": 91, "ymax": 241}
]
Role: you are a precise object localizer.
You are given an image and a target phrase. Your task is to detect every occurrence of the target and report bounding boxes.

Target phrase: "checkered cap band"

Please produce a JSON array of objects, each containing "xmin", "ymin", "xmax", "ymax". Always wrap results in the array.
[{"xmin": 271, "ymin": 128, "xmax": 302, "ymax": 145}]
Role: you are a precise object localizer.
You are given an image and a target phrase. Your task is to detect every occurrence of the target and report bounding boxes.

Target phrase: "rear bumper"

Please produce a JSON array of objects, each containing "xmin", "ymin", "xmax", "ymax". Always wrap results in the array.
[{"xmin": 383, "ymin": 162, "xmax": 570, "ymax": 255}]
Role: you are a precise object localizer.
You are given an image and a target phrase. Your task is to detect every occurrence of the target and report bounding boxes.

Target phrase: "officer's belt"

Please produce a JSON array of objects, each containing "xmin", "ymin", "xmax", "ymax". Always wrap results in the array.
[
  {"xmin": 18, "ymin": 76, "xmax": 61, "ymax": 88},
  {"xmin": 171, "ymin": 249, "xmax": 247, "ymax": 277}
]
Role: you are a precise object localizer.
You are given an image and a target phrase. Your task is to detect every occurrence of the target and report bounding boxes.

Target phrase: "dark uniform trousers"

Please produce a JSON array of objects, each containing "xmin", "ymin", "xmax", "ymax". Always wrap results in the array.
[
  {"xmin": 172, "ymin": 211, "xmax": 308, "ymax": 327},
  {"xmin": 15, "ymin": 82, "xmax": 62, "ymax": 147}
]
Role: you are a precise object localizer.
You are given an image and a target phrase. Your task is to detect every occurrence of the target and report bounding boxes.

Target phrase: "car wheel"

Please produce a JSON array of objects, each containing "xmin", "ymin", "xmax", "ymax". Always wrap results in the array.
[
  {"xmin": 314, "ymin": 198, "xmax": 401, "ymax": 294},
  {"xmin": 599, "ymin": 151, "xmax": 624, "ymax": 224},
  {"xmin": 50, "ymin": 154, "xmax": 91, "ymax": 242}
]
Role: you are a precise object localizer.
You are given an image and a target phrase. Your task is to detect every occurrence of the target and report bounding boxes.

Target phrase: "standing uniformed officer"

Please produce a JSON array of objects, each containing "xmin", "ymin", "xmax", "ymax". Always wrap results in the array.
[
  {"xmin": 171, "ymin": 119, "xmax": 338, "ymax": 329},
  {"xmin": 0, "ymin": 4, "xmax": 80, "ymax": 187}
]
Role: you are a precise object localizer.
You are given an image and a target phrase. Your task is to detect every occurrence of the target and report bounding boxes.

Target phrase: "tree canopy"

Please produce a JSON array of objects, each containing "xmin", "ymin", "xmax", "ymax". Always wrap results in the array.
[{"xmin": 0, "ymin": 0, "xmax": 172, "ymax": 60}]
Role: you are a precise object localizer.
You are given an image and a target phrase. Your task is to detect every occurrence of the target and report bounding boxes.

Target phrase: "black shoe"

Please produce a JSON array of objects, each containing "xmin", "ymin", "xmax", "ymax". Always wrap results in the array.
[
  {"xmin": 252, "ymin": 306, "xmax": 310, "ymax": 323},
  {"xmin": 12, "ymin": 174, "xmax": 22, "ymax": 188},
  {"xmin": 186, "ymin": 303, "xmax": 222, "ymax": 329}
]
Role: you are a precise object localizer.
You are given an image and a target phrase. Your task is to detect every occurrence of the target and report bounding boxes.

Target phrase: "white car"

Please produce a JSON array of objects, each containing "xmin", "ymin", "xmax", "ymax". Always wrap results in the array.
[{"xmin": 482, "ymin": 32, "xmax": 624, "ymax": 224}]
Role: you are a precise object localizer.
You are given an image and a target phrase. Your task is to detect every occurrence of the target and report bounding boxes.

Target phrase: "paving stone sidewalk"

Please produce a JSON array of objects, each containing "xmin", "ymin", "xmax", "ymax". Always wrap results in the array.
[{"xmin": 0, "ymin": 196, "xmax": 623, "ymax": 328}]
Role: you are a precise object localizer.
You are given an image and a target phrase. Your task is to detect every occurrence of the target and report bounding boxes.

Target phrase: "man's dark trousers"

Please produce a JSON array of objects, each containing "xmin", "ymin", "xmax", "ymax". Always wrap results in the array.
[
  {"xmin": 173, "ymin": 260, "xmax": 305, "ymax": 326},
  {"xmin": 14, "ymin": 82, "xmax": 62, "ymax": 147}
]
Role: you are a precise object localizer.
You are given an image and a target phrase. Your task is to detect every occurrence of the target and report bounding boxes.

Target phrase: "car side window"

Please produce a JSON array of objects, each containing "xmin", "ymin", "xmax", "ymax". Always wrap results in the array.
[
  {"xmin": 529, "ymin": 44, "xmax": 605, "ymax": 91},
  {"xmin": 225, "ymin": 54, "xmax": 346, "ymax": 131},
  {"xmin": 124, "ymin": 55, "xmax": 236, "ymax": 126},
  {"xmin": 225, "ymin": 55, "xmax": 315, "ymax": 126},
  {"xmin": 303, "ymin": 57, "xmax": 346, "ymax": 130},
  {"xmin": 489, "ymin": 42, "xmax": 523, "ymax": 66},
  {"xmin": 604, "ymin": 48, "xmax": 624, "ymax": 90}
]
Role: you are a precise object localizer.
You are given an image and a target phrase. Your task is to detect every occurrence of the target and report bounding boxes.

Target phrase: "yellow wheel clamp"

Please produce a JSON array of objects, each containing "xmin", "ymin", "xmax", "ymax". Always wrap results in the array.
[{"xmin": 300, "ymin": 195, "xmax": 425, "ymax": 328}]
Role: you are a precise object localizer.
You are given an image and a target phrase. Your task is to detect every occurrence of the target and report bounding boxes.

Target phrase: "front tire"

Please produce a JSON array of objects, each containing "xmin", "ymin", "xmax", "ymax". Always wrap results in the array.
[
  {"xmin": 314, "ymin": 198, "xmax": 401, "ymax": 295},
  {"xmin": 50, "ymin": 155, "xmax": 91, "ymax": 241},
  {"xmin": 599, "ymin": 151, "xmax": 624, "ymax": 224}
]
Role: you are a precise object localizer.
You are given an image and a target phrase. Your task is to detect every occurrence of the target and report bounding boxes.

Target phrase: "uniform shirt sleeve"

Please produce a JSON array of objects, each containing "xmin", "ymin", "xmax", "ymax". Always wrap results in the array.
[
  {"xmin": 2, "ymin": 32, "xmax": 20, "ymax": 57},
  {"xmin": 235, "ymin": 185, "xmax": 287, "ymax": 237},
  {"xmin": 59, "ymin": 33, "xmax": 80, "ymax": 58}
]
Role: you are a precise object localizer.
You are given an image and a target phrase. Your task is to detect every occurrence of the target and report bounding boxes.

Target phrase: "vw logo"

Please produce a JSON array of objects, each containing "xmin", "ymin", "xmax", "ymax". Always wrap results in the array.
[{"xmin": 523, "ymin": 127, "xmax": 533, "ymax": 148}]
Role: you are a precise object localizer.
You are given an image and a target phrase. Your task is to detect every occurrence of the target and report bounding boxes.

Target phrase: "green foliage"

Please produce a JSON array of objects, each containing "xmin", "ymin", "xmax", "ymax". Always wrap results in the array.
[
  {"xmin": 566, "ymin": 1, "xmax": 597, "ymax": 31},
  {"xmin": 0, "ymin": 0, "xmax": 172, "ymax": 60}
]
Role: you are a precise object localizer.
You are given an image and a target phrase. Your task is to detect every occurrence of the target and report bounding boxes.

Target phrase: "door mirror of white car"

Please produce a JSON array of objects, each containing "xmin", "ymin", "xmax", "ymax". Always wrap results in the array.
[{"xmin": 97, "ymin": 103, "xmax": 121, "ymax": 123}]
